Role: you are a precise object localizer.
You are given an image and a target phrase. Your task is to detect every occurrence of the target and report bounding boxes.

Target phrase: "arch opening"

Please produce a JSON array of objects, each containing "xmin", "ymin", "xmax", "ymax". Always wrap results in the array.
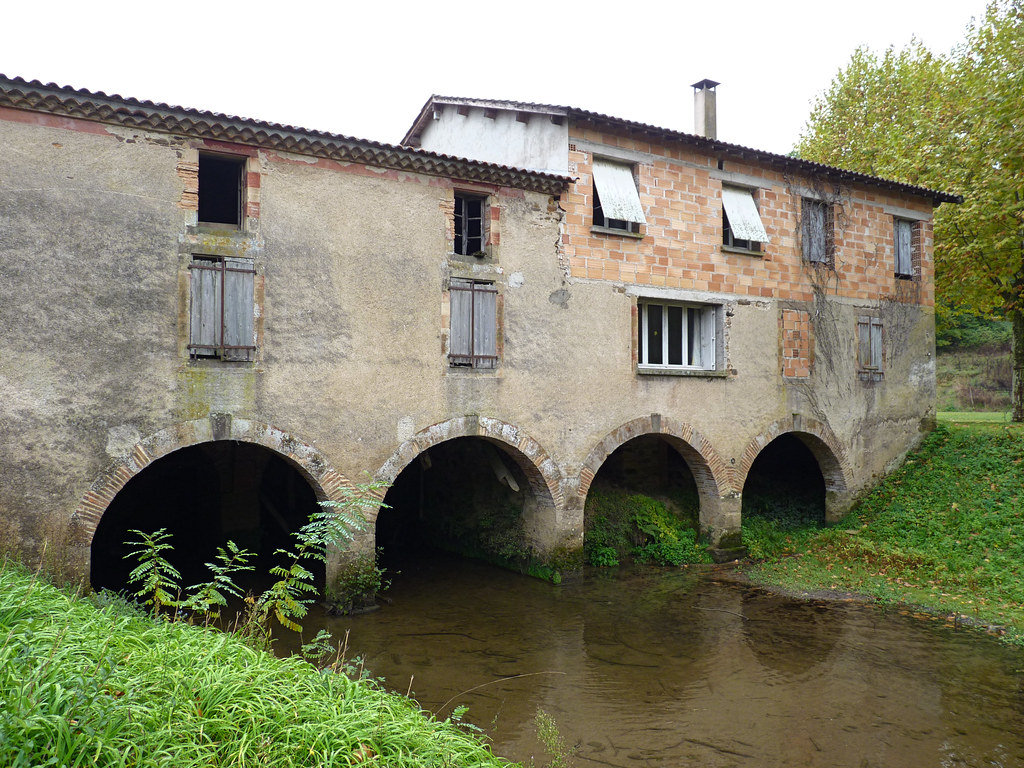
[
  {"xmin": 741, "ymin": 433, "xmax": 827, "ymax": 528},
  {"xmin": 90, "ymin": 441, "xmax": 323, "ymax": 596},
  {"xmin": 583, "ymin": 435, "xmax": 706, "ymax": 566},
  {"xmin": 377, "ymin": 437, "xmax": 542, "ymax": 572}
]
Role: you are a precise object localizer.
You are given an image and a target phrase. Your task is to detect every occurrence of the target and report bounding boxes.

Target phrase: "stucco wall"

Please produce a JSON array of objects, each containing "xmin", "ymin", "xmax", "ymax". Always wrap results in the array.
[{"xmin": 0, "ymin": 104, "xmax": 937, "ymax": 580}]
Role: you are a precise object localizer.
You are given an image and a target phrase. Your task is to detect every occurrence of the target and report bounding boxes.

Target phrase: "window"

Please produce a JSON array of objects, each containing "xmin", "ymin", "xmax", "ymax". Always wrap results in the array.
[
  {"xmin": 722, "ymin": 186, "xmax": 769, "ymax": 252},
  {"xmin": 189, "ymin": 255, "xmax": 255, "ymax": 361},
  {"xmin": 449, "ymin": 278, "xmax": 497, "ymax": 368},
  {"xmin": 454, "ymin": 193, "xmax": 486, "ymax": 256},
  {"xmin": 592, "ymin": 158, "xmax": 645, "ymax": 234},
  {"xmin": 802, "ymin": 198, "xmax": 833, "ymax": 265},
  {"xmin": 894, "ymin": 218, "xmax": 915, "ymax": 279},
  {"xmin": 857, "ymin": 316, "xmax": 883, "ymax": 373},
  {"xmin": 199, "ymin": 153, "xmax": 245, "ymax": 227},
  {"xmin": 637, "ymin": 301, "xmax": 716, "ymax": 370}
]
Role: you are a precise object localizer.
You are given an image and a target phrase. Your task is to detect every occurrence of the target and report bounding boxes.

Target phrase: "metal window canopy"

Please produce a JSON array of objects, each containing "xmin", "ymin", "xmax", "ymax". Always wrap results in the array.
[
  {"xmin": 721, "ymin": 186, "xmax": 769, "ymax": 243},
  {"xmin": 592, "ymin": 159, "xmax": 646, "ymax": 225}
]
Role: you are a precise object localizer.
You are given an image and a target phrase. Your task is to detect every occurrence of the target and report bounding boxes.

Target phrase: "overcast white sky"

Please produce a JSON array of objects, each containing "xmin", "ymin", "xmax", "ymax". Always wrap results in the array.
[{"xmin": 2, "ymin": 0, "xmax": 989, "ymax": 156}]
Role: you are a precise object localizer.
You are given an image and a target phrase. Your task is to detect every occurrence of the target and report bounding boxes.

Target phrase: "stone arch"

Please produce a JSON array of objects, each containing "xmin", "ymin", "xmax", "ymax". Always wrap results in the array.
[
  {"xmin": 376, "ymin": 415, "xmax": 563, "ymax": 515},
  {"xmin": 737, "ymin": 416, "xmax": 852, "ymax": 522},
  {"xmin": 71, "ymin": 413, "xmax": 353, "ymax": 545},
  {"xmin": 577, "ymin": 414, "xmax": 734, "ymax": 539},
  {"xmin": 579, "ymin": 415, "xmax": 732, "ymax": 501}
]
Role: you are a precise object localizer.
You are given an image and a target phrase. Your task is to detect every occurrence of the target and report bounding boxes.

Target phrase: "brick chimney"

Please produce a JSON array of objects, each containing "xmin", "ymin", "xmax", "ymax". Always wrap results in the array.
[{"xmin": 692, "ymin": 79, "xmax": 720, "ymax": 140}]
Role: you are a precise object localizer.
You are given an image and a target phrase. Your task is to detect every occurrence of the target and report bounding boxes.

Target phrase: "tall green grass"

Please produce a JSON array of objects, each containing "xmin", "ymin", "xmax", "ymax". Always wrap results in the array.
[
  {"xmin": 0, "ymin": 559, "xmax": 515, "ymax": 767},
  {"xmin": 744, "ymin": 423, "xmax": 1024, "ymax": 643}
]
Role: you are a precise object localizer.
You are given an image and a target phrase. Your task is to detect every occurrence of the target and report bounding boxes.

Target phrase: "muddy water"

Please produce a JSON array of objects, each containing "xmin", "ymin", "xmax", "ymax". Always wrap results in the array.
[{"xmin": 281, "ymin": 557, "xmax": 1024, "ymax": 767}]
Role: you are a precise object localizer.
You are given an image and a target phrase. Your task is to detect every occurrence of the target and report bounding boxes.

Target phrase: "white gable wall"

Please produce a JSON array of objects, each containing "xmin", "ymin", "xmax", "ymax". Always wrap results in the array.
[{"xmin": 416, "ymin": 105, "xmax": 569, "ymax": 174}]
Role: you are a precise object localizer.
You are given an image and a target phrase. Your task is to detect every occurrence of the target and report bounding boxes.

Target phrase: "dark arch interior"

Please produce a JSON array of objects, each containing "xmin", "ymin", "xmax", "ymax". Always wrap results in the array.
[
  {"xmin": 589, "ymin": 435, "xmax": 700, "ymax": 513},
  {"xmin": 583, "ymin": 435, "xmax": 702, "ymax": 561},
  {"xmin": 741, "ymin": 433, "xmax": 826, "ymax": 526},
  {"xmin": 90, "ymin": 441, "xmax": 322, "ymax": 596},
  {"xmin": 377, "ymin": 437, "xmax": 531, "ymax": 570}
]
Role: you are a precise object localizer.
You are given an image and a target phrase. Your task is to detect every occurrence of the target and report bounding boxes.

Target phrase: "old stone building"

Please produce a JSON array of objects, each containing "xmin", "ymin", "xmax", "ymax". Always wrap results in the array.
[{"xmin": 0, "ymin": 75, "xmax": 957, "ymax": 591}]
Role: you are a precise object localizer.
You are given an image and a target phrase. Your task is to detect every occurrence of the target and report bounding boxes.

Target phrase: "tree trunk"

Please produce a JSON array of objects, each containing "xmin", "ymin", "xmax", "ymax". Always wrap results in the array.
[{"xmin": 1013, "ymin": 307, "xmax": 1024, "ymax": 422}]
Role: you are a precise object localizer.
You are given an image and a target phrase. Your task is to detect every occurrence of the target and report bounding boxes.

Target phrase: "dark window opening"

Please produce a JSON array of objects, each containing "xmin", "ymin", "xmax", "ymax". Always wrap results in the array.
[
  {"xmin": 199, "ymin": 154, "xmax": 245, "ymax": 227},
  {"xmin": 455, "ymin": 194, "xmax": 485, "ymax": 255}
]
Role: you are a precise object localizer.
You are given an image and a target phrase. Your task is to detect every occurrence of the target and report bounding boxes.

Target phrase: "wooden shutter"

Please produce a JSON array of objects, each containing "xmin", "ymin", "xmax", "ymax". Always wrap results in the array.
[
  {"xmin": 473, "ymin": 283, "xmax": 497, "ymax": 368},
  {"xmin": 449, "ymin": 278, "xmax": 473, "ymax": 364},
  {"xmin": 222, "ymin": 257, "xmax": 255, "ymax": 361},
  {"xmin": 803, "ymin": 199, "xmax": 828, "ymax": 263},
  {"xmin": 895, "ymin": 219, "xmax": 913, "ymax": 277},
  {"xmin": 870, "ymin": 318, "xmax": 883, "ymax": 370},
  {"xmin": 190, "ymin": 257, "xmax": 222, "ymax": 354}
]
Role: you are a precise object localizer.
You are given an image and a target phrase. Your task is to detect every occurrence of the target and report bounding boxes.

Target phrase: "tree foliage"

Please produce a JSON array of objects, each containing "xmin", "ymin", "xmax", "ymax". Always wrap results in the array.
[{"xmin": 798, "ymin": 0, "xmax": 1024, "ymax": 418}]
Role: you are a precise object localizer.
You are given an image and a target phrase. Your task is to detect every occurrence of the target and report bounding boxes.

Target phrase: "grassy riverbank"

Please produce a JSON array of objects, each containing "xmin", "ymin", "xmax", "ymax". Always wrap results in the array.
[
  {"xmin": 741, "ymin": 422, "xmax": 1024, "ymax": 645},
  {"xmin": 0, "ymin": 559, "xmax": 514, "ymax": 768}
]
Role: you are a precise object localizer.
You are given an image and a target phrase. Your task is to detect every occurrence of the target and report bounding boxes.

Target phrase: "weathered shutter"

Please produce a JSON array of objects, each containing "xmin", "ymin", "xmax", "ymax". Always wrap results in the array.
[
  {"xmin": 449, "ymin": 278, "xmax": 473, "ymax": 364},
  {"xmin": 803, "ymin": 199, "xmax": 826, "ymax": 263},
  {"xmin": 870, "ymin": 318, "xmax": 883, "ymax": 370},
  {"xmin": 700, "ymin": 305, "xmax": 716, "ymax": 369},
  {"xmin": 190, "ymin": 257, "xmax": 222, "ymax": 354},
  {"xmin": 722, "ymin": 187, "xmax": 770, "ymax": 243},
  {"xmin": 858, "ymin": 317, "xmax": 871, "ymax": 368},
  {"xmin": 895, "ymin": 219, "xmax": 913, "ymax": 276},
  {"xmin": 473, "ymin": 283, "xmax": 498, "ymax": 368},
  {"xmin": 222, "ymin": 257, "xmax": 255, "ymax": 361}
]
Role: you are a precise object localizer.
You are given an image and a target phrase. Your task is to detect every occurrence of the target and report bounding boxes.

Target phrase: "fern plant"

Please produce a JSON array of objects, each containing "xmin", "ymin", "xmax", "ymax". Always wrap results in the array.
[
  {"xmin": 125, "ymin": 528, "xmax": 182, "ymax": 617},
  {"xmin": 182, "ymin": 541, "xmax": 254, "ymax": 621}
]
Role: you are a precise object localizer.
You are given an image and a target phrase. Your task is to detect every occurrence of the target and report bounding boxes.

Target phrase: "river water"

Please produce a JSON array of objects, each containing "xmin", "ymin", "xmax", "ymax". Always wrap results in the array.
[{"xmin": 281, "ymin": 556, "xmax": 1024, "ymax": 767}]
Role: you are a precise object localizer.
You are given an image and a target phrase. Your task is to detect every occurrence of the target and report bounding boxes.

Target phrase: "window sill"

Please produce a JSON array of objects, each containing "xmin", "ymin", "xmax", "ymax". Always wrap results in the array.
[
  {"xmin": 858, "ymin": 370, "xmax": 884, "ymax": 382},
  {"xmin": 637, "ymin": 366, "xmax": 729, "ymax": 378},
  {"xmin": 894, "ymin": 273, "xmax": 918, "ymax": 282},
  {"xmin": 591, "ymin": 225, "xmax": 644, "ymax": 239},
  {"xmin": 721, "ymin": 245, "xmax": 763, "ymax": 257}
]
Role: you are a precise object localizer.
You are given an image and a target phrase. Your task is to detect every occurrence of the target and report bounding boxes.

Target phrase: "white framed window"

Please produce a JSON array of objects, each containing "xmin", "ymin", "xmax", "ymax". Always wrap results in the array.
[
  {"xmin": 189, "ymin": 255, "xmax": 255, "ymax": 361},
  {"xmin": 894, "ymin": 218, "xmax": 915, "ymax": 279},
  {"xmin": 638, "ymin": 301, "xmax": 717, "ymax": 371},
  {"xmin": 857, "ymin": 315, "xmax": 883, "ymax": 372},
  {"xmin": 449, "ymin": 278, "xmax": 498, "ymax": 369},
  {"xmin": 802, "ymin": 198, "xmax": 834, "ymax": 265},
  {"xmin": 592, "ymin": 158, "xmax": 645, "ymax": 234},
  {"xmin": 722, "ymin": 185, "xmax": 769, "ymax": 252}
]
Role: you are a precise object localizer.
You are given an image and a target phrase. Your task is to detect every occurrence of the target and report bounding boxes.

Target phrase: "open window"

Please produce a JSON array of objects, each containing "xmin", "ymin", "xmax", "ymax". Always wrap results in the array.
[
  {"xmin": 454, "ymin": 193, "xmax": 487, "ymax": 256},
  {"xmin": 722, "ymin": 186, "xmax": 769, "ymax": 253},
  {"xmin": 637, "ymin": 301, "xmax": 717, "ymax": 371},
  {"xmin": 199, "ymin": 153, "xmax": 245, "ymax": 228},
  {"xmin": 802, "ymin": 198, "xmax": 834, "ymax": 265},
  {"xmin": 449, "ymin": 278, "xmax": 498, "ymax": 369},
  {"xmin": 189, "ymin": 255, "xmax": 255, "ymax": 361},
  {"xmin": 592, "ymin": 158, "xmax": 645, "ymax": 234}
]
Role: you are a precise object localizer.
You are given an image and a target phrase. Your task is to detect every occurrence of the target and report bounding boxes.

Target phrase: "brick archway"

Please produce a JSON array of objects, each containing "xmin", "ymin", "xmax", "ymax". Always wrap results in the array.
[
  {"xmin": 71, "ymin": 414, "xmax": 352, "ymax": 543},
  {"xmin": 376, "ymin": 415, "xmax": 562, "ymax": 513},
  {"xmin": 578, "ymin": 414, "xmax": 732, "ymax": 503},
  {"xmin": 736, "ymin": 416, "xmax": 851, "ymax": 497}
]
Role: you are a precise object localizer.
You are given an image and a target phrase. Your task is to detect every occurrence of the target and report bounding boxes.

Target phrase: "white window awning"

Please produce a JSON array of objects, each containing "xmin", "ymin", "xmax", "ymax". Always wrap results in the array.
[
  {"xmin": 592, "ymin": 159, "xmax": 646, "ymax": 224},
  {"xmin": 722, "ymin": 186, "xmax": 770, "ymax": 243}
]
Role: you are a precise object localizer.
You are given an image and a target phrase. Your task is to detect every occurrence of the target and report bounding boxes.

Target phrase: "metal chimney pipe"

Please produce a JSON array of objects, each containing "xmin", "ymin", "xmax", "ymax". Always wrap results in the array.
[{"xmin": 692, "ymin": 79, "xmax": 720, "ymax": 140}]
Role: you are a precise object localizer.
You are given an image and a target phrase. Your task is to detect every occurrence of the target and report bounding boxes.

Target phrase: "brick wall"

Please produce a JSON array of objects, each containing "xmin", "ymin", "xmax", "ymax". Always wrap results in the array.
[{"xmin": 565, "ymin": 125, "xmax": 935, "ymax": 307}]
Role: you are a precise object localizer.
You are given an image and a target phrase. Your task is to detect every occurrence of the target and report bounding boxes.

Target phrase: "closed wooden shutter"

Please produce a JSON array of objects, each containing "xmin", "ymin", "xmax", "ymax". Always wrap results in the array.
[
  {"xmin": 190, "ymin": 257, "xmax": 222, "ymax": 354},
  {"xmin": 895, "ymin": 219, "xmax": 913, "ymax": 277},
  {"xmin": 223, "ymin": 257, "xmax": 255, "ymax": 361},
  {"xmin": 474, "ymin": 283, "xmax": 497, "ymax": 368},
  {"xmin": 449, "ymin": 279, "xmax": 497, "ymax": 368},
  {"xmin": 803, "ymin": 199, "xmax": 827, "ymax": 263}
]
